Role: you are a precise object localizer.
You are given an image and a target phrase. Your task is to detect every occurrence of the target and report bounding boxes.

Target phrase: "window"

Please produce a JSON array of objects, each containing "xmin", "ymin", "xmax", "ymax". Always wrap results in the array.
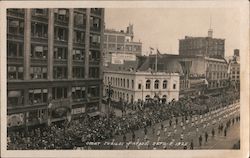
[
  {"xmin": 90, "ymin": 16, "xmax": 101, "ymax": 30},
  {"xmin": 30, "ymin": 66, "xmax": 47, "ymax": 79},
  {"xmin": 7, "ymin": 90, "xmax": 24, "ymax": 107},
  {"xmin": 117, "ymin": 44, "xmax": 124, "ymax": 51},
  {"xmin": 90, "ymin": 34, "xmax": 101, "ymax": 47},
  {"xmin": 108, "ymin": 35, "xmax": 116, "ymax": 42},
  {"xmin": 108, "ymin": 44, "xmax": 116, "ymax": 50},
  {"xmin": 74, "ymin": 30, "xmax": 85, "ymax": 43},
  {"xmin": 31, "ymin": 45, "xmax": 48, "ymax": 59},
  {"xmin": 117, "ymin": 36, "xmax": 125, "ymax": 43},
  {"xmin": 123, "ymin": 79, "xmax": 125, "ymax": 88},
  {"xmin": 53, "ymin": 66, "xmax": 67, "ymax": 79},
  {"xmin": 89, "ymin": 50, "xmax": 100, "ymax": 61},
  {"xmin": 31, "ymin": 22, "xmax": 48, "ymax": 38},
  {"xmin": 88, "ymin": 86, "xmax": 99, "ymax": 97},
  {"xmin": 54, "ymin": 26, "xmax": 68, "ymax": 41},
  {"xmin": 132, "ymin": 80, "xmax": 134, "ymax": 89},
  {"xmin": 163, "ymin": 80, "xmax": 168, "ymax": 89},
  {"xmin": 146, "ymin": 80, "xmax": 151, "ymax": 89},
  {"xmin": 29, "ymin": 88, "xmax": 48, "ymax": 104},
  {"xmin": 127, "ymin": 79, "xmax": 129, "ymax": 88},
  {"xmin": 154, "ymin": 80, "xmax": 159, "ymax": 89},
  {"xmin": 7, "ymin": 66, "xmax": 23, "ymax": 80},
  {"xmin": 72, "ymin": 86, "xmax": 86, "ymax": 101},
  {"xmin": 32, "ymin": 9, "xmax": 48, "ymax": 17},
  {"xmin": 89, "ymin": 67, "xmax": 99, "ymax": 78},
  {"xmin": 7, "ymin": 18, "xmax": 24, "ymax": 35},
  {"xmin": 138, "ymin": 83, "xmax": 141, "ymax": 90},
  {"xmin": 72, "ymin": 67, "xmax": 84, "ymax": 78},
  {"xmin": 52, "ymin": 87, "xmax": 68, "ymax": 99},
  {"xmin": 7, "ymin": 41, "xmax": 23, "ymax": 57},
  {"xmin": 73, "ymin": 49, "xmax": 84, "ymax": 61},
  {"xmin": 173, "ymin": 84, "xmax": 176, "ymax": 89},
  {"xmin": 54, "ymin": 47, "xmax": 67, "ymax": 60},
  {"xmin": 74, "ymin": 12, "xmax": 86, "ymax": 27},
  {"xmin": 54, "ymin": 9, "xmax": 69, "ymax": 22}
]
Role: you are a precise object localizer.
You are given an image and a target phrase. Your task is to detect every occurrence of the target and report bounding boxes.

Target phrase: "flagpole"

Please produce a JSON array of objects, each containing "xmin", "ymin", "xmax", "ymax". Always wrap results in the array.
[{"xmin": 155, "ymin": 45, "xmax": 158, "ymax": 72}]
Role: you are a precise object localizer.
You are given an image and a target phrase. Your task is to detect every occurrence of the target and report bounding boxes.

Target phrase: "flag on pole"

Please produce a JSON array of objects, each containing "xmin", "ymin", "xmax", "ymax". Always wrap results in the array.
[{"xmin": 149, "ymin": 47, "xmax": 154, "ymax": 55}]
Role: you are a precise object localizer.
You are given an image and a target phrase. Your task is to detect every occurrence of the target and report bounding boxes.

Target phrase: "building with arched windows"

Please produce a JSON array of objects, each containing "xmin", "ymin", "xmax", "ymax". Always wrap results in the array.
[{"xmin": 103, "ymin": 70, "xmax": 180, "ymax": 104}]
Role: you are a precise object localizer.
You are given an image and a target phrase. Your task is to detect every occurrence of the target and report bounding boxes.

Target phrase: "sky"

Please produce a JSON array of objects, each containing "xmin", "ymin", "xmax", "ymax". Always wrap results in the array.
[{"xmin": 105, "ymin": 8, "xmax": 240, "ymax": 57}]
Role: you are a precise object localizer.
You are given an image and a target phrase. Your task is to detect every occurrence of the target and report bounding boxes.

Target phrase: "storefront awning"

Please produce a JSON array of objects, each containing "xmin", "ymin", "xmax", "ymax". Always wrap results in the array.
[{"xmin": 88, "ymin": 111, "xmax": 100, "ymax": 117}]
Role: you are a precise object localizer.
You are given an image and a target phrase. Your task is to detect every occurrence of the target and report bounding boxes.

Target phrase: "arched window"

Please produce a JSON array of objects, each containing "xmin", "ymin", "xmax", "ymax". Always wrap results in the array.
[
  {"xmin": 154, "ymin": 80, "xmax": 159, "ymax": 89},
  {"xmin": 163, "ymin": 80, "xmax": 168, "ymax": 89},
  {"xmin": 146, "ymin": 80, "xmax": 151, "ymax": 89},
  {"xmin": 123, "ymin": 79, "xmax": 125, "ymax": 87}
]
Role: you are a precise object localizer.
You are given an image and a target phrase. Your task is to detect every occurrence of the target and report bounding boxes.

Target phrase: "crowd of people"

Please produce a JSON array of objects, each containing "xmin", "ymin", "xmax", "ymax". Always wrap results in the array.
[{"xmin": 7, "ymin": 91, "xmax": 240, "ymax": 150}]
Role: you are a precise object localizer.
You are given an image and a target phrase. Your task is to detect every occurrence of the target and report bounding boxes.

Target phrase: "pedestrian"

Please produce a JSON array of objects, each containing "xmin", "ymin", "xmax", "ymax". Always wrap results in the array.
[
  {"xmin": 205, "ymin": 132, "xmax": 208, "ymax": 142},
  {"xmin": 169, "ymin": 119, "xmax": 172, "ymax": 127},
  {"xmin": 224, "ymin": 128, "xmax": 227, "ymax": 137},
  {"xmin": 190, "ymin": 139, "xmax": 194, "ymax": 150},
  {"xmin": 164, "ymin": 126, "xmax": 167, "ymax": 135},
  {"xmin": 132, "ymin": 131, "xmax": 135, "ymax": 142},
  {"xmin": 144, "ymin": 127, "xmax": 148, "ymax": 135},
  {"xmin": 152, "ymin": 127, "xmax": 155, "ymax": 135},
  {"xmin": 199, "ymin": 135, "xmax": 202, "ymax": 147},
  {"xmin": 212, "ymin": 128, "xmax": 215, "ymax": 137},
  {"xmin": 157, "ymin": 129, "xmax": 161, "ymax": 137},
  {"xmin": 175, "ymin": 118, "xmax": 178, "ymax": 125},
  {"xmin": 161, "ymin": 123, "xmax": 164, "ymax": 130},
  {"xmin": 180, "ymin": 133, "xmax": 184, "ymax": 141},
  {"xmin": 123, "ymin": 134, "xmax": 126, "ymax": 143}
]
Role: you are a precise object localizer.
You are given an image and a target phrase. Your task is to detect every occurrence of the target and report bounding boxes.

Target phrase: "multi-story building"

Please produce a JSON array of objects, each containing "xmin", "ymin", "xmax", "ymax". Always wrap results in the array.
[
  {"xmin": 229, "ymin": 49, "xmax": 240, "ymax": 89},
  {"xmin": 7, "ymin": 8, "xmax": 104, "ymax": 128},
  {"xmin": 179, "ymin": 29, "xmax": 225, "ymax": 59},
  {"xmin": 103, "ymin": 70, "xmax": 179, "ymax": 104},
  {"xmin": 138, "ymin": 54, "xmax": 229, "ymax": 94},
  {"xmin": 103, "ymin": 24, "xmax": 142, "ymax": 66}
]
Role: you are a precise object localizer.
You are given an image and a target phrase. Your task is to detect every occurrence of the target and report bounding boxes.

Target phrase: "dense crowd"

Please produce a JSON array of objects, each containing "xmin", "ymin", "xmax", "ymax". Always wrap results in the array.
[{"xmin": 7, "ymin": 91, "xmax": 240, "ymax": 150}]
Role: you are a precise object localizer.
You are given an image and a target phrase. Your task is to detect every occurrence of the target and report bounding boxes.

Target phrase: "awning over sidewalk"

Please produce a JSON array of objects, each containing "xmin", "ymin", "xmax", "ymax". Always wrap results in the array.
[{"xmin": 88, "ymin": 111, "xmax": 101, "ymax": 117}]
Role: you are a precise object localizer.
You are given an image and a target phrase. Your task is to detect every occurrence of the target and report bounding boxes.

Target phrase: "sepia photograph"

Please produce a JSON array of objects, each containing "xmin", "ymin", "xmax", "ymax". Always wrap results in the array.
[{"xmin": 0, "ymin": 1, "xmax": 249, "ymax": 158}]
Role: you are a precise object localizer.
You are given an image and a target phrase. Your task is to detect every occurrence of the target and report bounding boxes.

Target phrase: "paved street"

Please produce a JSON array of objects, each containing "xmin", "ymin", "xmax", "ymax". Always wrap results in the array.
[{"xmin": 90, "ymin": 102, "xmax": 240, "ymax": 150}]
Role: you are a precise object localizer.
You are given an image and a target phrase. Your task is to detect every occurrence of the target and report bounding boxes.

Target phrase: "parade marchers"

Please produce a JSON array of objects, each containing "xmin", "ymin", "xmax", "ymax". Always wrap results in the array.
[{"xmin": 7, "ymin": 91, "xmax": 239, "ymax": 150}]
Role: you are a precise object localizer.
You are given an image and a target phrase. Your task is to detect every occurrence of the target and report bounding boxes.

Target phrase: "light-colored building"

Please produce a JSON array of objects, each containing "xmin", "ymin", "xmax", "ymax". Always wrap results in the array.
[
  {"xmin": 103, "ymin": 70, "xmax": 180, "ymax": 104},
  {"xmin": 103, "ymin": 24, "xmax": 142, "ymax": 66}
]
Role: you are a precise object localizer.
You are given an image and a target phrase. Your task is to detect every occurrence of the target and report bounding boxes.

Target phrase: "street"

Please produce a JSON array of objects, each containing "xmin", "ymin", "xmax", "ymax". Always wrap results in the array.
[{"xmin": 88, "ymin": 102, "xmax": 240, "ymax": 150}]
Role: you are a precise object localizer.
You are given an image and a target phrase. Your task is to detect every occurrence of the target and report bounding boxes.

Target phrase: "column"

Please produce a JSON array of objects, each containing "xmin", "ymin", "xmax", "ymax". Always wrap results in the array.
[
  {"xmin": 48, "ymin": 9, "xmax": 54, "ymax": 81},
  {"xmin": 23, "ymin": 9, "xmax": 31, "ymax": 80},
  {"xmin": 98, "ymin": 8, "xmax": 105, "ymax": 110},
  {"xmin": 84, "ymin": 8, "xmax": 90, "ymax": 79},
  {"xmin": 67, "ymin": 9, "xmax": 74, "ymax": 79}
]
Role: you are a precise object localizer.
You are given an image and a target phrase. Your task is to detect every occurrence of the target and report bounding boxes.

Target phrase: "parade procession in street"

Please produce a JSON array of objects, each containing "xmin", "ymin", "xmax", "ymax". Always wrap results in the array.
[{"xmin": 6, "ymin": 8, "xmax": 241, "ymax": 150}]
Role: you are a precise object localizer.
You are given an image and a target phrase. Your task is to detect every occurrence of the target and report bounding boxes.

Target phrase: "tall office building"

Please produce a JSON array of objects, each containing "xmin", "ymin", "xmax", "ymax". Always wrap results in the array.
[
  {"xmin": 7, "ymin": 8, "xmax": 104, "ymax": 128},
  {"xmin": 179, "ymin": 29, "xmax": 225, "ymax": 59}
]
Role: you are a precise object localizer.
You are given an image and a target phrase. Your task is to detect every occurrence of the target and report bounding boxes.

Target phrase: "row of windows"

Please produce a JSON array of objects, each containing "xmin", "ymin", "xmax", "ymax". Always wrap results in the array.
[
  {"xmin": 207, "ymin": 72, "xmax": 228, "ymax": 80},
  {"xmin": 104, "ymin": 76, "xmax": 134, "ymax": 89},
  {"xmin": 106, "ymin": 43, "xmax": 142, "ymax": 52},
  {"xmin": 7, "ymin": 19, "xmax": 101, "ymax": 43},
  {"xmin": 208, "ymin": 63, "xmax": 228, "ymax": 72},
  {"xmin": 143, "ymin": 80, "xmax": 173, "ymax": 90},
  {"xmin": 7, "ymin": 86, "xmax": 100, "ymax": 107},
  {"xmin": 7, "ymin": 66, "xmax": 99, "ymax": 80},
  {"xmin": 7, "ymin": 41, "xmax": 100, "ymax": 61}
]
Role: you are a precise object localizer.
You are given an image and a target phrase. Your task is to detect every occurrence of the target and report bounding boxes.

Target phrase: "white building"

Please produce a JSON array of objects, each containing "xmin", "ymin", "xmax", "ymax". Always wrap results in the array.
[{"xmin": 103, "ymin": 70, "xmax": 180, "ymax": 104}]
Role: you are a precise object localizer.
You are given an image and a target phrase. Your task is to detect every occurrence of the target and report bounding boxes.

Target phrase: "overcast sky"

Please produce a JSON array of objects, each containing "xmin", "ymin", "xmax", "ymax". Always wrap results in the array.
[{"xmin": 105, "ymin": 8, "xmax": 240, "ymax": 57}]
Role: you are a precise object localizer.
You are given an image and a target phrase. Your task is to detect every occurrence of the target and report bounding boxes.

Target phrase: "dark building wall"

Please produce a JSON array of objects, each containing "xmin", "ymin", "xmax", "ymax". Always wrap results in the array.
[{"xmin": 179, "ymin": 36, "xmax": 225, "ymax": 59}]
